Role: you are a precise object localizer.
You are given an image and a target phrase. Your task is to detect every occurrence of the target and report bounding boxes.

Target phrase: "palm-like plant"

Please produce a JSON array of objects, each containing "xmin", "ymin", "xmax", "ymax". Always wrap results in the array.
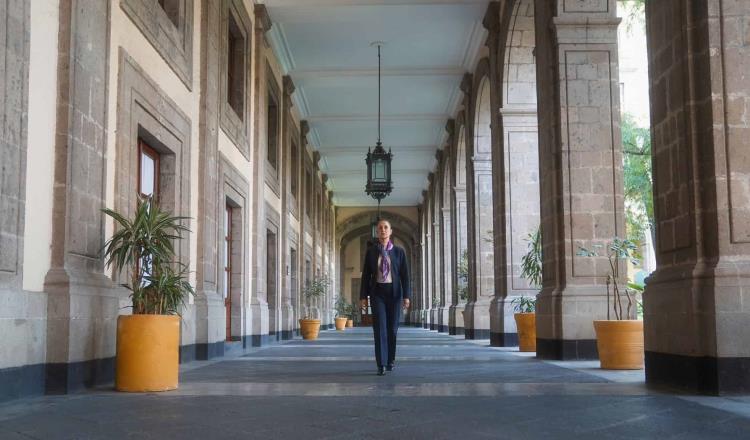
[
  {"xmin": 102, "ymin": 195, "xmax": 193, "ymax": 315},
  {"xmin": 520, "ymin": 227, "xmax": 542, "ymax": 288}
]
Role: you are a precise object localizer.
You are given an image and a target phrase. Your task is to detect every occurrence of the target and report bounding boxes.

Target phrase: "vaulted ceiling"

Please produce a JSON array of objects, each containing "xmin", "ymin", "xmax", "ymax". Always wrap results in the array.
[{"xmin": 264, "ymin": 0, "xmax": 490, "ymax": 206}]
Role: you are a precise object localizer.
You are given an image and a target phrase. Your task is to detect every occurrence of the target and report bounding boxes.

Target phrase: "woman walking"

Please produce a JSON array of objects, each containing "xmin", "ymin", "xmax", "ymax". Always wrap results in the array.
[{"xmin": 360, "ymin": 219, "xmax": 411, "ymax": 376}]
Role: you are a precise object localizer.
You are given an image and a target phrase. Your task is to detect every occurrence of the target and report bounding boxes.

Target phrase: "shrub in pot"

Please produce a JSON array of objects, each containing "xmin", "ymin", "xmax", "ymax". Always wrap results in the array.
[
  {"xmin": 102, "ymin": 195, "xmax": 194, "ymax": 392},
  {"xmin": 512, "ymin": 296, "xmax": 536, "ymax": 352},
  {"xmin": 514, "ymin": 227, "xmax": 542, "ymax": 352},
  {"xmin": 300, "ymin": 275, "xmax": 330, "ymax": 340},
  {"xmin": 334, "ymin": 294, "xmax": 349, "ymax": 331},
  {"xmin": 578, "ymin": 238, "xmax": 644, "ymax": 370}
]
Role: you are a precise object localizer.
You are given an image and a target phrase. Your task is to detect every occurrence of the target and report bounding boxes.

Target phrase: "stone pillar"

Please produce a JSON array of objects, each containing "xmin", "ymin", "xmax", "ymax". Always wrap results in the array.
[
  {"xmin": 440, "ymin": 207, "xmax": 452, "ymax": 332},
  {"xmin": 449, "ymin": 111, "xmax": 469, "ymax": 335},
  {"xmin": 643, "ymin": 0, "xmax": 750, "ymax": 394},
  {"xmin": 488, "ymin": 0, "xmax": 542, "ymax": 347},
  {"xmin": 449, "ymin": 179, "xmax": 468, "ymax": 335},
  {"xmin": 533, "ymin": 0, "xmax": 625, "ymax": 359},
  {"xmin": 430, "ymin": 172, "xmax": 441, "ymax": 331},
  {"xmin": 193, "ymin": 0, "xmax": 225, "ymax": 359},
  {"xmin": 422, "ymin": 196, "xmax": 431, "ymax": 328},
  {"xmin": 45, "ymin": 0, "xmax": 117, "ymax": 393},
  {"xmin": 279, "ymin": 75, "xmax": 296, "ymax": 340},
  {"xmin": 464, "ymin": 61, "xmax": 495, "ymax": 340},
  {"xmin": 249, "ymin": 5, "xmax": 273, "ymax": 345}
]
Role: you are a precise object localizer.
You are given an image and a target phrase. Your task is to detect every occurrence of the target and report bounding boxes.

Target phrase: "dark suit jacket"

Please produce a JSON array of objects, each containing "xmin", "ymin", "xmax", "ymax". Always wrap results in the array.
[{"xmin": 360, "ymin": 243, "xmax": 411, "ymax": 300}]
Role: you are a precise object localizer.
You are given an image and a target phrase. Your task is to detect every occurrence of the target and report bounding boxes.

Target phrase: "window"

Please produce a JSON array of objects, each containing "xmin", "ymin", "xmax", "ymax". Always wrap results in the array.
[
  {"xmin": 227, "ymin": 12, "xmax": 245, "ymax": 119},
  {"xmin": 267, "ymin": 88, "xmax": 279, "ymax": 170},
  {"xmin": 138, "ymin": 139, "xmax": 160, "ymax": 197},
  {"xmin": 158, "ymin": 0, "xmax": 180, "ymax": 28},
  {"xmin": 224, "ymin": 203, "xmax": 232, "ymax": 341},
  {"xmin": 290, "ymin": 140, "xmax": 299, "ymax": 198}
]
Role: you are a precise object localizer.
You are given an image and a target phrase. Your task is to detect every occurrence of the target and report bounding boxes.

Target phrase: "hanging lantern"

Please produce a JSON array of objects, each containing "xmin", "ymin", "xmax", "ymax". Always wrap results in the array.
[{"xmin": 364, "ymin": 42, "xmax": 393, "ymax": 204}]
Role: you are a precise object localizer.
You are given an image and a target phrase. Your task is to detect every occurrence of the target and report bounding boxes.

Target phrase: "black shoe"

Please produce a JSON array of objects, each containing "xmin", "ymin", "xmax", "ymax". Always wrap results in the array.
[
  {"xmin": 377, "ymin": 367, "xmax": 385, "ymax": 376},
  {"xmin": 386, "ymin": 364, "xmax": 394, "ymax": 371}
]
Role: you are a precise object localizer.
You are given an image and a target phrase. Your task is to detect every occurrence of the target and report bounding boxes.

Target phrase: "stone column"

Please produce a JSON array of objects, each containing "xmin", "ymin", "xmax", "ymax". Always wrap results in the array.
[
  {"xmin": 45, "ymin": 0, "xmax": 117, "ymax": 393},
  {"xmin": 464, "ymin": 62, "xmax": 495, "ymax": 340},
  {"xmin": 430, "ymin": 172, "xmax": 441, "ymax": 331},
  {"xmin": 489, "ymin": 0, "xmax": 542, "ymax": 347},
  {"xmin": 193, "ymin": 0, "xmax": 225, "ymax": 359},
  {"xmin": 533, "ymin": 0, "xmax": 625, "ymax": 359},
  {"xmin": 249, "ymin": 5, "xmax": 273, "ymax": 345},
  {"xmin": 422, "ymin": 196, "xmax": 432, "ymax": 328},
  {"xmin": 440, "ymin": 207, "xmax": 452, "ymax": 332},
  {"xmin": 449, "ymin": 111, "xmax": 469, "ymax": 335},
  {"xmin": 449, "ymin": 178, "xmax": 468, "ymax": 335},
  {"xmin": 643, "ymin": 0, "xmax": 750, "ymax": 394},
  {"xmin": 279, "ymin": 75, "xmax": 296, "ymax": 340}
]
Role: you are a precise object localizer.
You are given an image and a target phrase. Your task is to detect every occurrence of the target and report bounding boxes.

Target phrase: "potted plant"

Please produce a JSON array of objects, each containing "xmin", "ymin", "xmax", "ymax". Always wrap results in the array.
[
  {"xmin": 334, "ymin": 294, "xmax": 349, "ymax": 331},
  {"xmin": 102, "ymin": 195, "xmax": 194, "ymax": 392},
  {"xmin": 511, "ymin": 296, "xmax": 536, "ymax": 352},
  {"xmin": 346, "ymin": 302, "xmax": 355, "ymax": 327},
  {"xmin": 299, "ymin": 275, "xmax": 330, "ymax": 340},
  {"xmin": 577, "ymin": 238, "xmax": 643, "ymax": 370},
  {"xmin": 514, "ymin": 227, "xmax": 541, "ymax": 352}
]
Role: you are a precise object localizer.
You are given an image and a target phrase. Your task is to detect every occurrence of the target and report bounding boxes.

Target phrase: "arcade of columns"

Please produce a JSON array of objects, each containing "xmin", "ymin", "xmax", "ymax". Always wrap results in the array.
[{"xmin": 410, "ymin": 0, "xmax": 750, "ymax": 395}]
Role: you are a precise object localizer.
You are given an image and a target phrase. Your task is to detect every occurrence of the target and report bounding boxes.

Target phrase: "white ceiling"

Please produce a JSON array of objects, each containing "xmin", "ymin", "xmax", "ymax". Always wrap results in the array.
[{"xmin": 263, "ymin": 0, "xmax": 489, "ymax": 206}]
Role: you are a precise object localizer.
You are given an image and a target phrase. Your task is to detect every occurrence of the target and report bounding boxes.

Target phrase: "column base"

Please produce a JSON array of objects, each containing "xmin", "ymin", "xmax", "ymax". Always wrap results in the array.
[
  {"xmin": 463, "ymin": 301, "xmax": 490, "ymax": 339},
  {"xmin": 536, "ymin": 338, "xmax": 598, "ymax": 360},
  {"xmin": 490, "ymin": 332, "xmax": 519, "ymax": 347},
  {"xmin": 465, "ymin": 328, "xmax": 490, "ymax": 340},
  {"xmin": 449, "ymin": 326, "xmax": 465, "ymax": 335},
  {"xmin": 646, "ymin": 352, "xmax": 750, "ymax": 395}
]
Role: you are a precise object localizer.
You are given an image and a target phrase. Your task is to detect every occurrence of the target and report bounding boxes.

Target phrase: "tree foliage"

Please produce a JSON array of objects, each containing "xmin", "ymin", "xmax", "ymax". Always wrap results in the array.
[{"xmin": 621, "ymin": 113, "xmax": 653, "ymax": 250}]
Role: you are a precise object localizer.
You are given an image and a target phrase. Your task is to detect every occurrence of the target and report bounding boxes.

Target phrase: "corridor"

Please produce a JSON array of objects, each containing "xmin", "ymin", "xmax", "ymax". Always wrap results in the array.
[{"xmin": 1, "ymin": 328, "xmax": 749, "ymax": 439}]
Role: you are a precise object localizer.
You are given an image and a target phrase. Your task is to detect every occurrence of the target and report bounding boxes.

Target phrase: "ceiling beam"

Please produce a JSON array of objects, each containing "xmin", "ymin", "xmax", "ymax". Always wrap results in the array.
[
  {"xmin": 319, "ymin": 145, "xmax": 436, "ymax": 154},
  {"xmin": 291, "ymin": 66, "xmax": 465, "ymax": 80},
  {"xmin": 306, "ymin": 113, "xmax": 449, "ymax": 123}
]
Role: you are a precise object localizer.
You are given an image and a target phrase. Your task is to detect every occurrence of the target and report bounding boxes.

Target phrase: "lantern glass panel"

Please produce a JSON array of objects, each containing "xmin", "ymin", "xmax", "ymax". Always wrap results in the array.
[{"xmin": 374, "ymin": 159, "xmax": 386, "ymax": 181}]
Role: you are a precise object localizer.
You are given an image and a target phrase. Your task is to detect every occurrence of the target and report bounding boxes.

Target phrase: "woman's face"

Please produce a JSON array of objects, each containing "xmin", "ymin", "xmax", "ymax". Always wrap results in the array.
[{"xmin": 377, "ymin": 220, "xmax": 392, "ymax": 241}]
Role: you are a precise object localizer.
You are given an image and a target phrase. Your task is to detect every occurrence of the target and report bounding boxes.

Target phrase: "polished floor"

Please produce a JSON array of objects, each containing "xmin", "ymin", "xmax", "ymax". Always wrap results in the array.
[{"xmin": 1, "ymin": 327, "xmax": 749, "ymax": 439}]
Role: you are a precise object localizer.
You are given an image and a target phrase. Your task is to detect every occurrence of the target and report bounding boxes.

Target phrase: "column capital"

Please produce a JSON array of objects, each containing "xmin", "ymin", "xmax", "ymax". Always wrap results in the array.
[
  {"xmin": 460, "ymin": 73, "xmax": 473, "ymax": 95},
  {"xmin": 254, "ymin": 4, "xmax": 273, "ymax": 33}
]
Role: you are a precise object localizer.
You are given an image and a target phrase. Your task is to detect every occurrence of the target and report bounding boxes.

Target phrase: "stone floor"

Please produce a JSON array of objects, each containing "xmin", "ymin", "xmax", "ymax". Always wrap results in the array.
[{"xmin": 1, "ymin": 328, "xmax": 749, "ymax": 439}]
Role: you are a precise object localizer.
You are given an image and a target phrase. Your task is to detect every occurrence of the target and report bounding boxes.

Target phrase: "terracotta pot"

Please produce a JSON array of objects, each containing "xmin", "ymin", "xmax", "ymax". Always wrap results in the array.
[
  {"xmin": 346, "ymin": 319, "xmax": 353, "ymax": 328},
  {"xmin": 335, "ymin": 317, "xmax": 348, "ymax": 331},
  {"xmin": 593, "ymin": 320, "xmax": 644, "ymax": 369},
  {"xmin": 116, "ymin": 314, "xmax": 180, "ymax": 392},
  {"xmin": 299, "ymin": 319, "xmax": 321, "ymax": 340},
  {"xmin": 514, "ymin": 312, "xmax": 536, "ymax": 352}
]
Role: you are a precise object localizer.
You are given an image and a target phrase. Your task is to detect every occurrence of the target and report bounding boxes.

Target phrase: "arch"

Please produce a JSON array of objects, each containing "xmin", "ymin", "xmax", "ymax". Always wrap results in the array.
[
  {"xmin": 468, "ymin": 62, "xmax": 495, "ymax": 302},
  {"xmin": 441, "ymin": 150, "xmax": 454, "ymax": 326},
  {"xmin": 337, "ymin": 209, "xmax": 420, "ymax": 309}
]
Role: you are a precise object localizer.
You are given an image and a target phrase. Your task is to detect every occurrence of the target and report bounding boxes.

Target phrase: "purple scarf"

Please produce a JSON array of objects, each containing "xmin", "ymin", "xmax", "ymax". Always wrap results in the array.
[{"xmin": 378, "ymin": 240, "xmax": 394, "ymax": 280}]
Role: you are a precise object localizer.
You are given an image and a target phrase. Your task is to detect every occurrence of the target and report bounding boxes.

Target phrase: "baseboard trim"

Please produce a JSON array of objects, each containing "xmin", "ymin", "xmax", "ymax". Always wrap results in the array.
[
  {"xmin": 536, "ymin": 338, "xmax": 598, "ymax": 360},
  {"xmin": 645, "ymin": 351, "xmax": 750, "ymax": 395}
]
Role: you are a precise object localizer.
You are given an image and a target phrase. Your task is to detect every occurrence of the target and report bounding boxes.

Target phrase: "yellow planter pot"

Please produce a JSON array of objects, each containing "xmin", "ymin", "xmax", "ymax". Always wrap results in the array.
[
  {"xmin": 593, "ymin": 320, "xmax": 644, "ymax": 370},
  {"xmin": 116, "ymin": 314, "xmax": 180, "ymax": 392},
  {"xmin": 299, "ymin": 319, "xmax": 321, "ymax": 340},
  {"xmin": 335, "ymin": 317, "xmax": 348, "ymax": 331},
  {"xmin": 346, "ymin": 319, "xmax": 353, "ymax": 328},
  {"xmin": 514, "ymin": 312, "xmax": 536, "ymax": 352}
]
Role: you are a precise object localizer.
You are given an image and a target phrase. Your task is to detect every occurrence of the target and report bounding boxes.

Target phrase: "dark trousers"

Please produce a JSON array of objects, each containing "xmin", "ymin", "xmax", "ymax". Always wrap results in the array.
[{"xmin": 370, "ymin": 283, "xmax": 402, "ymax": 368}]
